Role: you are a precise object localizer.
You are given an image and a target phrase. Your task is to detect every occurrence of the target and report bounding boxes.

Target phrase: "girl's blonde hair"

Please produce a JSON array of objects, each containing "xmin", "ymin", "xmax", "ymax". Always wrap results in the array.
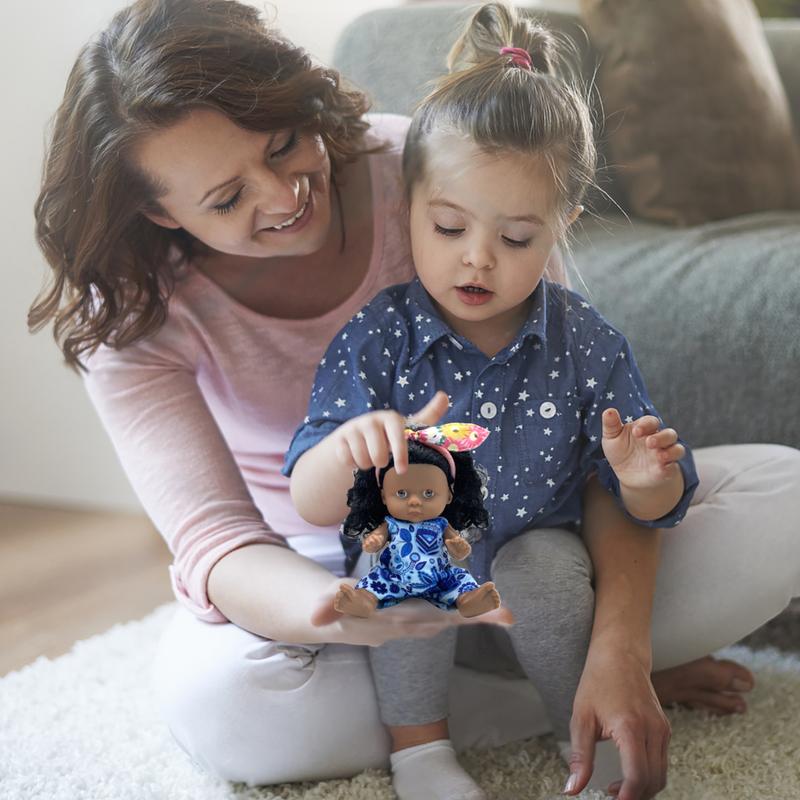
[
  {"xmin": 31, "ymin": 0, "xmax": 375, "ymax": 369},
  {"xmin": 403, "ymin": 2, "xmax": 596, "ymax": 235}
]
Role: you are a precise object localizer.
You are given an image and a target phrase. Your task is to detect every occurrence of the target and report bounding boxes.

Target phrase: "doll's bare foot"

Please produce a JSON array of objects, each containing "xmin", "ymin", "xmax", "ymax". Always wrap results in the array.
[
  {"xmin": 651, "ymin": 656, "xmax": 755, "ymax": 715},
  {"xmin": 333, "ymin": 584, "xmax": 379, "ymax": 618},
  {"xmin": 456, "ymin": 582, "xmax": 501, "ymax": 618}
]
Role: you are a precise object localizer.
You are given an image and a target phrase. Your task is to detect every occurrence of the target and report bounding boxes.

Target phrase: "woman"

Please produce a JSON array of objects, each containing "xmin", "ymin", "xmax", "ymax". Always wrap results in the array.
[{"xmin": 30, "ymin": 1, "xmax": 800, "ymax": 798}]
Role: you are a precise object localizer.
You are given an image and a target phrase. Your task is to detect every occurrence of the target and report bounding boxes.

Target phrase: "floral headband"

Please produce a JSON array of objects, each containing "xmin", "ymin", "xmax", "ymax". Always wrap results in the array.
[{"xmin": 402, "ymin": 422, "xmax": 490, "ymax": 479}]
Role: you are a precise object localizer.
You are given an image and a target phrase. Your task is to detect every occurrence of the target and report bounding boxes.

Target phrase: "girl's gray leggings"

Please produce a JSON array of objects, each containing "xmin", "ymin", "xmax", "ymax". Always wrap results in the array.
[{"xmin": 369, "ymin": 525, "xmax": 595, "ymax": 739}]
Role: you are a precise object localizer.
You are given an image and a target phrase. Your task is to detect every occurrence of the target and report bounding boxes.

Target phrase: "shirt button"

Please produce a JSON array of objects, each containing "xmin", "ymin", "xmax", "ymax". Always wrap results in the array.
[
  {"xmin": 539, "ymin": 401, "xmax": 557, "ymax": 419},
  {"xmin": 480, "ymin": 401, "xmax": 498, "ymax": 420}
]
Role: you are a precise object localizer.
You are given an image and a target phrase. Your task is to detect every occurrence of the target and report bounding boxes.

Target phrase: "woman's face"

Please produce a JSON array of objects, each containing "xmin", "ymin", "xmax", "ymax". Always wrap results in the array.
[{"xmin": 134, "ymin": 108, "xmax": 333, "ymax": 258}]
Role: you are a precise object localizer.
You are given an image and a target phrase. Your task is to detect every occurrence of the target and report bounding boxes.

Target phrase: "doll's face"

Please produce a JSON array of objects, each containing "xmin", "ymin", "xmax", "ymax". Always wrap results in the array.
[{"xmin": 381, "ymin": 464, "xmax": 453, "ymax": 521}]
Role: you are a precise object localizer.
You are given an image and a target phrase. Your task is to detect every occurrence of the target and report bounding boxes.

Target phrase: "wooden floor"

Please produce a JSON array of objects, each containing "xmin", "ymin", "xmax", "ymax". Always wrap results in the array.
[{"xmin": 0, "ymin": 502, "xmax": 174, "ymax": 676}]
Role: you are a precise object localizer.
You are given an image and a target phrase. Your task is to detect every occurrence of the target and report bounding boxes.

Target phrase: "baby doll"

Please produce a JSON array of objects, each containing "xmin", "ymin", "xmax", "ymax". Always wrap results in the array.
[{"xmin": 335, "ymin": 423, "xmax": 501, "ymax": 619}]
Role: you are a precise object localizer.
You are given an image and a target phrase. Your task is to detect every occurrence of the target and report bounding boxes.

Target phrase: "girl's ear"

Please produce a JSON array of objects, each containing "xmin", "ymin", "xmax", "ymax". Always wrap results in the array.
[
  {"xmin": 448, "ymin": 488, "xmax": 454, "ymax": 504},
  {"xmin": 141, "ymin": 208, "xmax": 182, "ymax": 230},
  {"xmin": 565, "ymin": 204, "xmax": 584, "ymax": 228}
]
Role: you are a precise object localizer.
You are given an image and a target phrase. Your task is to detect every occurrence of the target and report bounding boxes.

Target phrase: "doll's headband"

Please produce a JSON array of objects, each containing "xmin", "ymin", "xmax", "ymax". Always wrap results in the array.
[{"xmin": 389, "ymin": 423, "xmax": 490, "ymax": 481}]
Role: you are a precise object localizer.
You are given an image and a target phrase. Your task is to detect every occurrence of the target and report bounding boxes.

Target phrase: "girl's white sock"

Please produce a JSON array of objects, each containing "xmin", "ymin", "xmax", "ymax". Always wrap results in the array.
[{"xmin": 389, "ymin": 739, "xmax": 486, "ymax": 800}]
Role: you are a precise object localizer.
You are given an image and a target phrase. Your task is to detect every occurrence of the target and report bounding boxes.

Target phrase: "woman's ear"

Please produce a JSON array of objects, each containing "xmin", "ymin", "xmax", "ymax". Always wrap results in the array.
[{"xmin": 141, "ymin": 208, "xmax": 182, "ymax": 230}]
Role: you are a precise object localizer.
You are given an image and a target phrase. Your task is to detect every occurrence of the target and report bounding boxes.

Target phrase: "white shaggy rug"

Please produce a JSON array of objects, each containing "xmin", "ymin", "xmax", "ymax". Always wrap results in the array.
[{"xmin": 2, "ymin": 604, "xmax": 799, "ymax": 800}]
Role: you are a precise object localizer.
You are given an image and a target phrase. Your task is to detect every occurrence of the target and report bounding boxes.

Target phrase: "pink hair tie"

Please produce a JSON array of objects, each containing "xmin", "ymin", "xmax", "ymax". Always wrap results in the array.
[{"xmin": 500, "ymin": 46, "xmax": 533, "ymax": 70}]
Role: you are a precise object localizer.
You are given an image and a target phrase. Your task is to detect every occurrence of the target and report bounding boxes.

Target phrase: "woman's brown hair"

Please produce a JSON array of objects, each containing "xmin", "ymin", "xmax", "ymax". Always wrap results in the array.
[{"xmin": 31, "ymin": 0, "xmax": 374, "ymax": 369}]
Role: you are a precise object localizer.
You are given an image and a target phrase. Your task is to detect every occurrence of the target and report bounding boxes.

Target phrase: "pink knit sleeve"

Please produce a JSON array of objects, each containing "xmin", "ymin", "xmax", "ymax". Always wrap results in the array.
[{"xmin": 83, "ymin": 329, "xmax": 289, "ymax": 623}]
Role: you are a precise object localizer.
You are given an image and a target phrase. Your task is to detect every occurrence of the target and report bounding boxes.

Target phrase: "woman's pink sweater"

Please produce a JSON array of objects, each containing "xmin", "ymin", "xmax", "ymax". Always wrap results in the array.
[{"xmin": 83, "ymin": 115, "xmax": 414, "ymax": 622}]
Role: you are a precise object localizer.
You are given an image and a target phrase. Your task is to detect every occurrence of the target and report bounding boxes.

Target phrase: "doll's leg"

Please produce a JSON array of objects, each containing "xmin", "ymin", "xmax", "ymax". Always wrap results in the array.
[{"xmin": 152, "ymin": 605, "xmax": 391, "ymax": 785}]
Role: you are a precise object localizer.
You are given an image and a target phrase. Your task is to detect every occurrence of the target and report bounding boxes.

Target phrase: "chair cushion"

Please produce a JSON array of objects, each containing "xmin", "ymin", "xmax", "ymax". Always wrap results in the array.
[
  {"xmin": 571, "ymin": 211, "xmax": 800, "ymax": 448},
  {"xmin": 580, "ymin": 0, "xmax": 800, "ymax": 225}
]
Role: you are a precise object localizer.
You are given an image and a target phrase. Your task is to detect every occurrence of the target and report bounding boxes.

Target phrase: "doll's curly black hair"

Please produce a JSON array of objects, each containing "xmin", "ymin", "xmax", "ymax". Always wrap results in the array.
[{"xmin": 340, "ymin": 437, "xmax": 490, "ymax": 574}]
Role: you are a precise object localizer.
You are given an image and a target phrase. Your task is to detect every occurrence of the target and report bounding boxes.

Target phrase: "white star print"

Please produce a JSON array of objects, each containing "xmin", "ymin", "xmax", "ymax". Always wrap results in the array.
[
  {"xmin": 516, "ymin": 508, "xmax": 527, "ymax": 518},
  {"xmin": 454, "ymin": 372, "xmax": 463, "ymax": 381},
  {"xmin": 586, "ymin": 378, "xmax": 597, "ymax": 388},
  {"xmin": 397, "ymin": 376, "xmax": 409, "ymax": 387},
  {"xmin": 335, "ymin": 398, "xmax": 346, "ymax": 408},
  {"xmin": 518, "ymin": 390, "xmax": 530, "ymax": 401},
  {"xmin": 549, "ymin": 370, "xmax": 559, "ymax": 379}
]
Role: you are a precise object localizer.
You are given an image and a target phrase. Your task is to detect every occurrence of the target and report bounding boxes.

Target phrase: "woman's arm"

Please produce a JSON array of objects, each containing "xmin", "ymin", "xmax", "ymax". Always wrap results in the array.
[
  {"xmin": 85, "ymin": 342, "xmax": 464, "ymax": 645},
  {"xmin": 565, "ymin": 475, "xmax": 671, "ymax": 800}
]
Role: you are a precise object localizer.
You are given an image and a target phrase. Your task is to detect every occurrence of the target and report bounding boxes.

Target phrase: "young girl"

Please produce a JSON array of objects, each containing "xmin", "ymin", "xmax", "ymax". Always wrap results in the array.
[
  {"xmin": 31, "ymin": 0, "xmax": 799, "ymax": 797},
  {"xmin": 283, "ymin": 4, "xmax": 713, "ymax": 798}
]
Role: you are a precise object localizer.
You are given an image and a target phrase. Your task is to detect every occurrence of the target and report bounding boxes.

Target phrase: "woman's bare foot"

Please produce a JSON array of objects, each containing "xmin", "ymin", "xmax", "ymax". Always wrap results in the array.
[
  {"xmin": 651, "ymin": 656, "xmax": 755, "ymax": 715},
  {"xmin": 456, "ymin": 582, "xmax": 501, "ymax": 618},
  {"xmin": 333, "ymin": 584, "xmax": 379, "ymax": 618}
]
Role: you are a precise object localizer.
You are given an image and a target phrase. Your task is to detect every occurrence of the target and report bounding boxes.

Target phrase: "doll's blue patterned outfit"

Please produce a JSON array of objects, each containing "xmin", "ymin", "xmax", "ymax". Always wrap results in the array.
[{"xmin": 355, "ymin": 515, "xmax": 479, "ymax": 610}]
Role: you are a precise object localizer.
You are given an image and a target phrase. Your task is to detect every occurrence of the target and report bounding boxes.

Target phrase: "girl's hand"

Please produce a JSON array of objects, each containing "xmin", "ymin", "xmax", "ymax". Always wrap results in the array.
[
  {"xmin": 601, "ymin": 409, "xmax": 684, "ymax": 490},
  {"xmin": 332, "ymin": 391, "xmax": 449, "ymax": 475},
  {"xmin": 565, "ymin": 644, "xmax": 670, "ymax": 800}
]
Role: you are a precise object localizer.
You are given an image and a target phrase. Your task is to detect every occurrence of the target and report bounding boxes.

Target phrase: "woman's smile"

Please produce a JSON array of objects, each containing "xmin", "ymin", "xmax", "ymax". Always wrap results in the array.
[{"xmin": 257, "ymin": 192, "xmax": 313, "ymax": 235}]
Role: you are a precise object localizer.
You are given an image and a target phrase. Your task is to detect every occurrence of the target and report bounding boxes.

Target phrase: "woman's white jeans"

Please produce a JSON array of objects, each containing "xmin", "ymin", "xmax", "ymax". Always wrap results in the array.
[{"xmin": 152, "ymin": 444, "xmax": 800, "ymax": 785}]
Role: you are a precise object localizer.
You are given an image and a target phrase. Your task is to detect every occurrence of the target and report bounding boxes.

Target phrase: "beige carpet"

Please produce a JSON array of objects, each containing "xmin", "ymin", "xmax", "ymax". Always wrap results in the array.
[{"xmin": 1, "ymin": 603, "xmax": 799, "ymax": 799}]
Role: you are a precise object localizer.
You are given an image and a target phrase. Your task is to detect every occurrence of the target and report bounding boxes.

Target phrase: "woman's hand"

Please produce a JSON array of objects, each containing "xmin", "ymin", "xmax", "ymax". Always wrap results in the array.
[
  {"xmin": 332, "ymin": 390, "xmax": 449, "ymax": 475},
  {"xmin": 565, "ymin": 643, "xmax": 671, "ymax": 800},
  {"xmin": 309, "ymin": 575, "xmax": 513, "ymax": 647}
]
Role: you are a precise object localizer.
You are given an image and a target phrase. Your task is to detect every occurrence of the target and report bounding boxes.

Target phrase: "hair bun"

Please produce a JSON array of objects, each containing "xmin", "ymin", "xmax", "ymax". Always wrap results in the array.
[{"xmin": 447, "ymin": 1, "xmax": 555, "ymax": 75}]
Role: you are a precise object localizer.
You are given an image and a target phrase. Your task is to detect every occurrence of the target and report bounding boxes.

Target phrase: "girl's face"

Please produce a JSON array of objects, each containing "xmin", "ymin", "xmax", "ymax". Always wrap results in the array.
[
  {"xmin": 409, "ymin": 134, "xmax": 580, "ymax": 343},
  {"xmin": 134, "ymin": 108, "xmax": 333, "ymax": 258},
  {"xmin": 381, "ymin": 463, "xmax": 453, "ymax": 522}
]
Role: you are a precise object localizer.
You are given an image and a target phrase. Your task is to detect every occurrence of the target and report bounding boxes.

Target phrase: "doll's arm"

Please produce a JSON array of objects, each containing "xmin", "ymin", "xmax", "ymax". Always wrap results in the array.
[
  {"xmin": 444, "ymin": 526, "xmax": 471, "ymax": 559},
  {"xmin": 362, "ymin": 522, "xmax": 389, "ymax": 553}
]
